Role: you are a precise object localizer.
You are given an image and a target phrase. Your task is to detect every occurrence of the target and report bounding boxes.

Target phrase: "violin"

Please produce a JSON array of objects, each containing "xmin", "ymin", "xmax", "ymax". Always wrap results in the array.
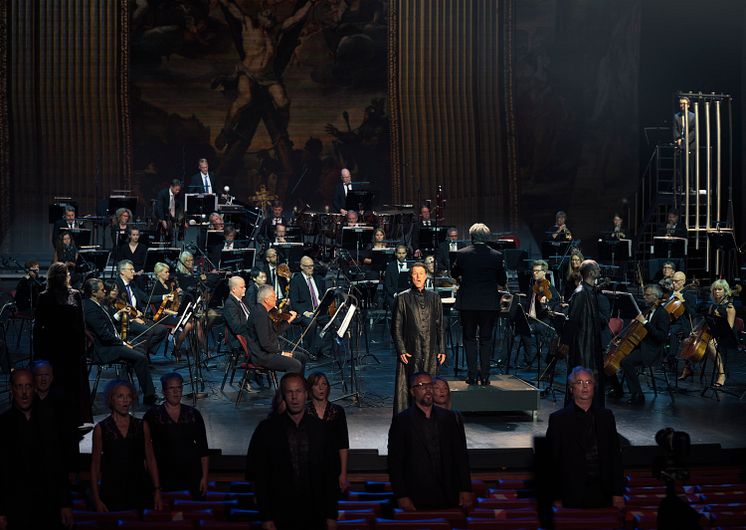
[
  {"xmin": 532, "ymin": 278, "xmax": 552, "ymax": 301},
  {"xmin": 114, "ymin": 299, "xmax": 141, "ymax": 319},
  {"xmin": 268, "ymin": 264, "xmax": 294, "ymax": 328},
  {"xmin": 153, "ymin": 280, "xmax": 179, "ymax": 322}
]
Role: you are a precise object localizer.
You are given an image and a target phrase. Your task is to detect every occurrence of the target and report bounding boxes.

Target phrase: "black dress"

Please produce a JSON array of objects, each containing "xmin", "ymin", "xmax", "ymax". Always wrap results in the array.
[
  {"xmin": 306, "ymin": 401, "xmax": 350, "ymax": 476},
  {"xmin": 119, "ymin": 242, "xmax": 147, "ymax": 273},
  {"xmin": 149, "ymin": 281, "xmax": 181, "ymax": 326},
  {"xmin": 98, "ymin": 415, "xmax": 152, "ymax": 511},
  {"xmin": 33, "ymin": 288, "xmax": 91, "ymax": 425},
  {"xmin": 143, "ymin": 404, "xmax": 209, "ymax": 498}
]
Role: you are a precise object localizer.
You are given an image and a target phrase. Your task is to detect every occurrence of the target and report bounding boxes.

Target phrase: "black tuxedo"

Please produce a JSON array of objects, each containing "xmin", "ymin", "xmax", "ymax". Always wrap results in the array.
[
  {"xmin": 673, "ymin": 110, "xmax": 696, "ymax": 148},
  {"xmin": 436, "ymin": 240, "xmax": 466, "ymax": 274},
  {"xmin": 116, "ymin": 277, "xmax": 148, "ymax": 313},
  {"xmin": 452, "ymin": 242, "xmax": 507, "ymax": 381},
  {"xmin": 52, "ymin": 219, "xmax": 84, "ymax": 246},
  {"xmin": 332, "ymin": 182, "xmax": 352, "ymax": 212},
  {"xmin": 259, "ymin": 212, "xmax": 292, "ymax": 241},
  {"xmin": 388, "ymin": 405, "xmax": 472, "ymax": 510},
  {"xmin": 261, "ymin": 263, "xmax": 289, "ymax": 301},
  {"xmin": 189, "ymin": 172, "xmax": 217, "ymax": 194},
  {"xmin": 82, "ymin": 298, "xmax": 155, "ymax": 398},
  {"xmin": 662, "ymin": 222, "xmax": 687, "ymax": 238},
  {"xmin": 545, "ymin": 403, "xmax": 624, "ymax": 508},
  {"xmin": 154, "ymin": 187, "xmax": 183, "ymax": 222},
  {"xmin": 384, "ymin": 260, "xmax": 408, "ymax": 307}
]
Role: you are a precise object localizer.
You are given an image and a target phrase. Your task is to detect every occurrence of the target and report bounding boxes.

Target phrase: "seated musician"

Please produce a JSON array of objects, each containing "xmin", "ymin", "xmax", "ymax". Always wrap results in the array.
[
  {"xmin": 52, "ymin": 204, "xmax": 84, "ymax": 247},
  {"xmin": 53, "ymin": 231, "xmax": 79, "ymax": 271},
  {"xmin": 114, "ymin": 260, "xmax": 170, "ymax": 359},
  {"xmin": 608, "ymin": 284, "xmax": 670, "ymax": 406},
  {"xmin": 519, "ymin": 260, "xmax": 562, "ymax": 369},
  {"xmin": 82, "ymin": 278, "xmax": 158, "ymax": 405},
  {"xmin": 667, "ymin": 271, "xmax": 696, "ymax": 368},
  {"xmin": 111, "ymin": 207, "xmax": 132, "ymax": 248},
  {"xmin": 661, "ymin": 209, "xmax": 687, "ymax": 238},
  {"xmin": 273, "ymin": 224, "xmax": 288, "ymax": 244},
  {"xmin": 289, "ymin": 256, "xmax": 331, "ymax": 359},
  {"xmin": 412, "ymin": 205, "xmax": 434, "ymax": 258},
  {"xmin": 384, "ymin": 244, "xmax": 409, "ymax": 308},
  {"xmin": 259, "ymin": 200, "xmax": 291, "ymax": 242},
  {"xmin": 609, "ymin": 213, "xmax": 626, "ymax": 239},
  {"xmin": 563, "ymin": 249, "xmax": 583, "ymax": 302},
  {"xmin": 548, "ymin": 210, "xmax": 572, "ymax": 241},
  {"xmin": 680, "ymin": 280, "xmax": 736, "ymax": 387},
  {"xmin": 436, "ymin": 227, "xmax": 463, "ymax": 274},
  {"xmin": 244, "ymin": 268, "xmax": 267, "ymax": 311},
  {"xmin": 345, "ymin": 210, "xmax": 360, "ymax": 226},
  {"xmin": 224, "ymin": 277, "xmax": 303, "ymax": 374},
  {"xmin": 654, "ymin": 261, "xmax": 676, "ymax": 295},
  {"xmin": 424, "ymin": 255, "xmax": 438, "ymax": 289},
  {"xmin": 262, "ymin": 248, "xmax": 288, "ymax": 303},
  {"xmin": 118, "ymin": 227, "xmax": 147, "ymax": 286},
  {"xmin": 148, "ymin": 262, "xmax": 196, "ymax": 359},
  {"xmin": 209, "ymin": 225, "xmax": 245, "ymax": 267}
]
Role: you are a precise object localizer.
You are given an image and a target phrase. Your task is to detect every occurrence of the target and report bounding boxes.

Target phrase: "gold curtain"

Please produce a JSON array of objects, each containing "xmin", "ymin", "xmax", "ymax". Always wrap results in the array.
[
  {"xmin": 4, "ymin": 0, "xmax": 129, "ymax": 253},
  {"xmin": 389, "ymin": 0, "xmax": 517, "ymax": 232}
]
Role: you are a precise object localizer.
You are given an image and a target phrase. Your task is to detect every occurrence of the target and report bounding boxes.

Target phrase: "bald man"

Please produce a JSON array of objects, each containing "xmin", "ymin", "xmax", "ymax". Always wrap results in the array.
[
  {"xmin": 333, "ymin": 168, "xmax": 353, "ymax": 214},
  {"xmin": 289, "ymin": 256, "xmax": 330, "ymax": 358}
]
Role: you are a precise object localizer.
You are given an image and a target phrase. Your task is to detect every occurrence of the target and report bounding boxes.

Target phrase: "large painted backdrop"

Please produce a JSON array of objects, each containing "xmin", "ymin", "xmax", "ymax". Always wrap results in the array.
[{"xmin": 129, "ymin": 0, "xmax": 389, "ymax": 212}]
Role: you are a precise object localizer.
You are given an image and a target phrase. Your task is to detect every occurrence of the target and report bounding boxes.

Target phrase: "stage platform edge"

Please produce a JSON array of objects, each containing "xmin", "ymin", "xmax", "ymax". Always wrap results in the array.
[{"xmin": 450, "ymin": 375, "xmax": 540, "ymax": 419}]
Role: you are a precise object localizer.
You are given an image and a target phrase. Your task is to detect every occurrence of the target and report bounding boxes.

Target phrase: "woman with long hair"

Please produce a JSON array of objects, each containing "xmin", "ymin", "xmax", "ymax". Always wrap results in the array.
[
  {"xmin": 306, "ymin": 371, "xmax": 350, "ymax": 493},
  {"xmin": 564, "ymin": 249, "xmax": 584, "ymax": 302},
  {"xmin": 33, "ymin": 262, "xmax": 92, "ymax": 427}
]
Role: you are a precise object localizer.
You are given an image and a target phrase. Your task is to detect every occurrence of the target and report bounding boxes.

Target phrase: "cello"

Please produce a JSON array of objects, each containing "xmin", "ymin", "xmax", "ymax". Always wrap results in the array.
[{"xmin": 603, "ymin": 291, "xmax": 648, "ymax": 376}]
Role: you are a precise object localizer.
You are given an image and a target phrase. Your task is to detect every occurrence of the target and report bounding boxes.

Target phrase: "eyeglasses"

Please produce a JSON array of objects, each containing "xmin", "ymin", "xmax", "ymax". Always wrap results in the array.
[
  {"xmin": 410, "ymin": 382, "xmax": 433, "ymax": 390},
  {"xmin": 572, "ymin": 380, "xmax": 594, "ymax": 387}
]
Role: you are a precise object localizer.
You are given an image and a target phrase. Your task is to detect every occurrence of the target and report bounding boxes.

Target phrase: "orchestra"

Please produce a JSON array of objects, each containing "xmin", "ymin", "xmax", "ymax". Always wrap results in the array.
[{"xmin": 22, "ymin": 161, "xmax": 743, "ymax": 411}]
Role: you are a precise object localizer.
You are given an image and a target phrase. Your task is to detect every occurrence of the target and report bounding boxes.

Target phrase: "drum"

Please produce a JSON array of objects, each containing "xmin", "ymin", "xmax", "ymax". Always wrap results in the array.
[
  {"xmin": 319, "ymin": 213, "xmax": 344, "ymax": 238},
  {"xmin": 299, "ymin": 211, "xmax": 319, "ymax": 235}
]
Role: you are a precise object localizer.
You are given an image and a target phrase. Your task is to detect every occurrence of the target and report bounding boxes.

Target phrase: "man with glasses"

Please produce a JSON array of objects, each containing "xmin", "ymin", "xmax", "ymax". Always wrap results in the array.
[
  {"xmin": 388, "ymin": 372, "xmax": 472, "ymax": 512},
  {"xmin": 545, "ymin": 366, "xmax": 624, "ymax": 510},
  {"xmin": 289, "ymin": 256, "xmax": 329, "ymax": 359}
]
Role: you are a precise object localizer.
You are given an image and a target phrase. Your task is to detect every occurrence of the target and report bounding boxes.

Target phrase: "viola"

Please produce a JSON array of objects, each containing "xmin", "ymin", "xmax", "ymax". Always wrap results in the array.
[
  {"xmin": 533, "ymin": 278, "xmax": 552, "ymax": 301},
  {"xmin": 114, "ymin": 299, "xmax": 141, "ymax": 319}
]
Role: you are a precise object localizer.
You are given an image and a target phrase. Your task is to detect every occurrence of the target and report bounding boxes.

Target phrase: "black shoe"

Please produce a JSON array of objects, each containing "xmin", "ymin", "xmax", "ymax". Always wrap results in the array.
[
  {"xmin": 480, "ymin": 378, "xmax": 490, "ymax": 386},
  {"xmin": 465, "ymin": 378, "xmax": 478, "ymax": 385}
]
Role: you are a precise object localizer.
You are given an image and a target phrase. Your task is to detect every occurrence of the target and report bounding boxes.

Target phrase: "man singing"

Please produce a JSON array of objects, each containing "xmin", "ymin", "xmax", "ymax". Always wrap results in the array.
[{"xmin": 391, "ymin": 262, "xmax": 445, "ymax": 414}]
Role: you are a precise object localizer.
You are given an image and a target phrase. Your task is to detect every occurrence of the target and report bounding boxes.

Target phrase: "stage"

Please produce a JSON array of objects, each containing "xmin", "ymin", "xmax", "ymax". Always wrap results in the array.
[{"xmin": 57, "ymin": 319, "xmax": 746, "ymax": 462}]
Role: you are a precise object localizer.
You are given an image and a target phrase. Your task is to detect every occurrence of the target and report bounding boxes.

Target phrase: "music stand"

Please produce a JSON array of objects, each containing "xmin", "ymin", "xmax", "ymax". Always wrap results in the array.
[
  {"xmin": 58, "ymin": 227, "xmax": 92, "ymax": 247},
  {"xmin": 707, "ymin": 229, "xmax": 738, "ymax": 279},
  {"xmin": 48, "ymin": 199, "xmax": 78, "ymax": 224},
  {"xmin": 601, "ymin": 289, "xmax": 642, "ymax": 320},
  {"xmin": 487, "ymin": 239, "xmax": 518, "ymax": 252},
  {"xmin": 653, "ymin": 236, "xmax": 687, "ymax": 259},
  {"xmin": 284, "ymin": 225, "xmax": 302, "ymax": 242},
  {"xmin": 220, "ymin": 248, "xmax": 256, "ymax": 271},
  {"xmin": 345, "ymin": 186, "xmax": 374, "ymax": 212},
  {"xmin": 108, "ymin": 196, "xmax": 138, "ymax": 216},
  {"xmin": 370, "ymin": 248, "xmax": 395, "ymax": 272},
  {"xmin": 185, "ymin": 193, "xmax": 217, "ymax": 217},
  {"xmin": 418, "ymin": 226, "xmax": 448, "ymax": 252},
  {"xmin": 541, "ymin": 240, "xmax": 572, "ymax": 261},
  {"xmin": 597, "ymin": 238, "xmax": 631, "ymax": 266},
  {"xmin": 144, "ymin": 247, "xmax": 180, "ymax": 273},
  {"xmin": 272, "ymin": 243, "xmax": 306, "ymax": 271},
  {"xmin": 78, "ymin": 249, "xmax": 111, "ymax": 274},
  {"xmin": 204, "ymin": 230, "xmax": 224, "ymax": 250},
  {"xmin": 341, "ymin": 226, "xmax": 374, "ymax": 261}
]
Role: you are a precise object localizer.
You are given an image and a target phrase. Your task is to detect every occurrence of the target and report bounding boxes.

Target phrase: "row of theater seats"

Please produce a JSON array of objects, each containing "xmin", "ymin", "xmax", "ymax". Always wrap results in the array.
[{"xmin": 69, "ymin": 468, "xmax": 746, "ymax": 530}]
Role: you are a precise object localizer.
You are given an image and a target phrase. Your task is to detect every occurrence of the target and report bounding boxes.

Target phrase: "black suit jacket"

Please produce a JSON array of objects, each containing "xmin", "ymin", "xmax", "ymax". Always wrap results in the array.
[
  {"xmin": 289, "ymin": 272, "xmax": 326, "ymax": 315},
  {"xmin": 436, "ymin": 240, "xmax": 466, "ymax": 273},
  {"xmin": 384, "ymin": 261, "xmax": 407, "ymax": 301},
  {"xmin": 259, "ymin": 213, "xmax": 292, "ymax": 241},
  {"xmin": 637, "ymin": 304, "xmax": 671, "ymax": 365},
  {"xmin": 223, "ymin": 294, "xmax": 252, "ymax": 351},
  {"xmin": 388, "ymin": 405, "xmax": 472, "ymax": 510},
  {"xmin": 188, "ymin": 172, "xmax": 218, "ymax": 194},
  {"xmin": 116, "ymin": 277, "xmax": 148, "ymax": 313},
  {"xmin": 154, "ymin": 187, "xmax": 183, "ymax": 222},
  {"xmin": 246, "ymin": 304, "xmax": 290, "ymax": 362},
  {"xmin": 332, "ymin": 182, "xmax": 348, "ymax": 212},
  {"xmin": 545, "ymin": 403, "xmax": 624, "ymax": 508},
  {"xmin": 452, "ymin": 242, "xmax": 507, "ymax": 311},
  {"xmin": 83, "ymin": 298, "xmax": 127, "ymax": 362},
  {"xmin": 260, "ymin": 263, "xmax": 289, "ymax": 297}
]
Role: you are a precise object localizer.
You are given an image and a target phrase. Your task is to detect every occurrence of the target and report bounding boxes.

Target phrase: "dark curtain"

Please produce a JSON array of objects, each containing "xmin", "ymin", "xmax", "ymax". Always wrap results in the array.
[
  {"xmin": 389, "ymin": 0, "xmax": 517, "ymax": 232},
  {"xmin": 4, "ymin": 0, "xmax": 129, "ymax": 253}
]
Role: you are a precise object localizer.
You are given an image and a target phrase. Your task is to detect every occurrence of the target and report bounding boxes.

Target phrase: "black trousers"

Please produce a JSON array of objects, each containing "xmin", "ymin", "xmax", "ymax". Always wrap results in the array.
[
  {"xmin": 460, "ymin": 309, "xmax": 499, "ymax": 380},
  {"xmin": 95, "ymin": 345, "xmax": 156, "ymax": 398}
]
